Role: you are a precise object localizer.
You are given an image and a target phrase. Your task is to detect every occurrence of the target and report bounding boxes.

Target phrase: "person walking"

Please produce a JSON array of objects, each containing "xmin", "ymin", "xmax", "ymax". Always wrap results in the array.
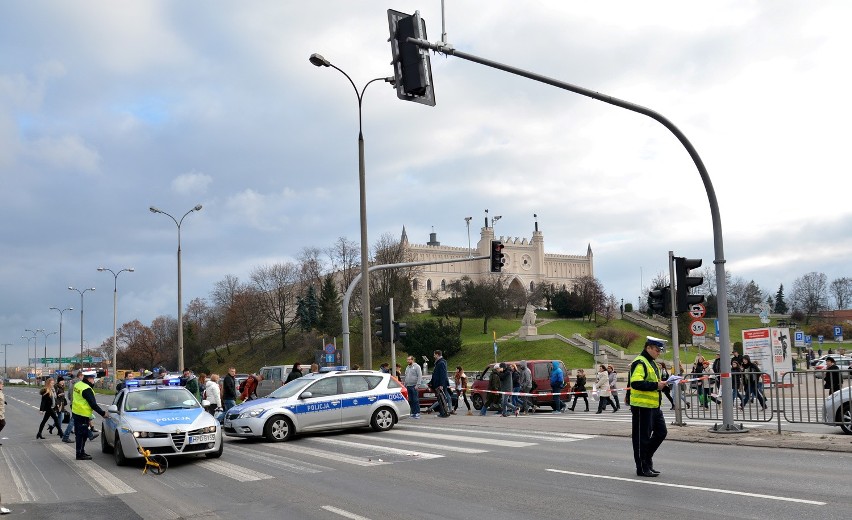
[
  {"xmin": 454, "ymin": 365, "xmax": 472, "ymax": 415},
  {"xmin": 404, "ymin": 356, "xmax": 422, "ymax": 418},
  {"xmin": 222, "ymin": 367, "xmax": 237, "ymax": 414},
  {"xmin": 518, "ymin": 361, "xmax": 534, "ymax": 414},
  {"xmin": 285, "ymin": 363, "xmax": 303, "ymax": 384},
  {"xmin": 510, "ymin": 363, "xmax": 522, "ymax": 411},
  {"xmin": 568, "ymin": 368, "xmax": 589, "ymax": 411},
  {"xmin": 429, "ymin": 350, "xmax": 451, "ymax": 418},
  {"xmin": 740, "ymin": 355, "xmax": 767, "ymax": 410},
  {"xmin": 0, "ymin": 380, "xmax": 6, "ymax": 446},
  {"xmin": 480, "ymin": 366, "xmax": 501, "ymax": 416},
  {"xmin": 629, "ymin": 338, "xmax": 668, "ymax": 477},
  {"xmin": 36, "ymin": 377, "xmax": 62, "ymax": 439},
  {"xmin": 239, "ymin": 373, "xmax": 261, "ymax": 401},
  {"xmin": 824, "ymin": 357, "xmax": 842, "ymax": 394},
  {"xmin": 607, "ymin": 365, "xmax": 621, "ymax": 411},
  {"xmin": 51, "ymin": 377, "xmax": 69, "ymax": 434},
  {"xmin": 204, "ymin": 374, "xmax": 222, "ymax": 415},
  {"xmin": 72, "ymin": 372, "xmax": 109, "ymax": 460},
  {"xmin": 550, "ymin": 361, "xmax": 565, "ymax": 414},
  {"xmin": 497, "ymin": 363, "xmax": 516, "ymax": 417},
  {"xmin": 659, "ymin": 363, "xmax": 675, "ymax": 409},
  {"xmin": 595, "ymin": 365, "xmax": 616, "ymax": 413},
  {"xmin": 61, "ymin": 370, "xmax": 82, "ymax": 442},
  {"xmin": 183, "ymin": 369, "xmax": 201, "ymax": 401}
]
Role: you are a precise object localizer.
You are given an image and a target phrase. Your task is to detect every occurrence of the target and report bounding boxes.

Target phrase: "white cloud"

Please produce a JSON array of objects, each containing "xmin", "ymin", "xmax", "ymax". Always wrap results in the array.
[{"xmin": 171, "ymin": 171, "xmax": 212, "ymax": 195}]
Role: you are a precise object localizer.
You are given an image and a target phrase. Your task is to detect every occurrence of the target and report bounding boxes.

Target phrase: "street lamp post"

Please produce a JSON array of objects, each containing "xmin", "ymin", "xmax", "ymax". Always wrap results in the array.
[
  {"xmin": 98, "ymin": 267, "xmax": 134, "ymax": 383},
  {"xmin": 50, "ymin": 306, "xmax": 73, "ymax": 371},
  {"xmin": 38, "ymin": 330, "xmax": 57, "ymax": 375},
  {"xmin": 68, "ymin": 286, "xmax": 95, "ymax": 368},
  {"xmin": 0, "ymin": 343, "xmax": 10, "ymax": 379},
  {"xmin": 21, "ymin": 332, "xmax": 37, "ymax": 382},
  {"xmin": 25, "ymin": 328, "xmax": 43, "ymax": 382},
  {"xmin": 150, "ymin": 205, "xmax": 202, "ymax": 372},
  {"xmin": 309, "ymin": 52, "xmax": 393, "ymax": 369}
]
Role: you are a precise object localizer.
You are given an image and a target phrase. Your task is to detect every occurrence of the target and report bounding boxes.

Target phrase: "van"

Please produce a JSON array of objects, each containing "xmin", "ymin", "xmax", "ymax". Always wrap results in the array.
[
  {"xmin": 470, "ymin": 360, "xmax": 571, "ymax": 411},
  {"xmin": 255, "ymin": 364, "xmax": 306, "ymax": 397}
]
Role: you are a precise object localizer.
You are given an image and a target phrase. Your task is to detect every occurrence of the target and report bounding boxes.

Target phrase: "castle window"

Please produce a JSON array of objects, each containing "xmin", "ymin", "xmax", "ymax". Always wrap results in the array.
[
  {"xmin": 427, "ymin": 299, "xmax": 434, "ymax": 309},
  {"xmin": 441, "ymin": 279, "xmax": 446, "ymax": 291},
  {"xmin": 412, "ymin": 279, "xmax": 419, "ymax": 291},
  {"xmin": 427, "ymin": 279, "xmax": 432, "ymax": 291},
  {"xmin": 530, "ymin": 281, "xmax": 535, "ymax": 291}
]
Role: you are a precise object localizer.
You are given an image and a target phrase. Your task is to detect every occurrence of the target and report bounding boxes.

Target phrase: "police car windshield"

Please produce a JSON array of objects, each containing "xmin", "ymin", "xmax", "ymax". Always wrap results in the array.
[
  {"xmin": 124, "ymin": 388, "xmax": 200, "ymax": 412},
  {"xmin": 268, "ymin": 376, "xmax": 314, "ymax": 399}
]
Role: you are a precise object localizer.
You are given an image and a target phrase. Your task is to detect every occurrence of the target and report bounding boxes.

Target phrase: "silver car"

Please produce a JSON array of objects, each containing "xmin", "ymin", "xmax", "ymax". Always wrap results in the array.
[
  {"xmin": 823, "ymin": 383, "xmax": 852, "ymax": 435},
  {"xmin": 101, "ymin": 380, "xmax": 223, "ymax": 465},
  {"xmin": 223, "ymin": 370, "xmax": 410, "ymax": 442}
]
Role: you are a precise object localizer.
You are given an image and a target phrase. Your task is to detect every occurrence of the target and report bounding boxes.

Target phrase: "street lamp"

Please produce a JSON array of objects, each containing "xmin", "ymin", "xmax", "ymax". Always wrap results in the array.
[
  {"xmin": 464, "ymin": 217, "xmax": 473, "ymax": 257},
  {"xmin": 0, "ymin": 343, "xmax": 10, "ymax": 379},
  {"xmin": 98, "ymin": 267, "xmax": 134, "ymax": 383},
  {"xmin": 25, "ymin": 328, "xmax": 43, "ymax": 382},
  {"xmin": 149, "ymin": 205, "xmax": 202, "ymax": 372},
  {"xmin": 37, "ymin": 330, "xmax": 57, "ymax": 375},
  {"xmin": 310, "ymin": 52, "xmax": 393, "ymax": 368},
  {"xmin": 50, "ymin": 306, "xmax": 73, "ymax": 371},
  {"xmin": 22, "ymin": 332, "xmax": 37, "ymax": 382},
  {"xmin": 68, "ymin": 286, "xmax": 95, "ymax": 368}
]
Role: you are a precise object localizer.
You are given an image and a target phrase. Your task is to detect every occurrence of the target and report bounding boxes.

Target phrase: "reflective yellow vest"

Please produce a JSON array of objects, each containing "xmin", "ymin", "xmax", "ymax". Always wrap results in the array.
[
  {"xmin": 72, "ymin": 380, "xmax": 93, "ymax": 418},
  {"xmin": 629, "ymin": 355, "xmax": 660, "ymax": 408}
]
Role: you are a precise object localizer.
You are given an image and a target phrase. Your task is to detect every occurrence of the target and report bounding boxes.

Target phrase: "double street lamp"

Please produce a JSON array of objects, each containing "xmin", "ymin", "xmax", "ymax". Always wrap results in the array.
[
  {"xmin": 22, "ymin": 331, "xmax": 38, "ymax": 382},
  {"xmin": 50, "ymin": 306, "xmax": 73, "ymax": 370},
  {"xmin": 37, "ymin": 330, "xmax": 57, "ymax": 375},
  {"xmin": 68, "ymin": 286, "xmax": 95, "ymax": 368},
  {"xmin": 98, "ymin": 267, "xmax": 134, "ymax": 382},
  {"xmin": 149, "ymin": 205, "xmax": 202, "ymax": 372},
  {"xmin": 309, "ymin": 52, "xmax": 393, "ymax": 368}
]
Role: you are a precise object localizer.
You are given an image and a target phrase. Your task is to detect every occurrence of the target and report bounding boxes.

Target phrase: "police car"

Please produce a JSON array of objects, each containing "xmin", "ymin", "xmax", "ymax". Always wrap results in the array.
[
  {"xmin": 101, "ymin": 378, "xmax": 223, "ymax": 465},
  {"xmin": 224, "ymin": 369, "xmax": 410, "ymax": 442}
]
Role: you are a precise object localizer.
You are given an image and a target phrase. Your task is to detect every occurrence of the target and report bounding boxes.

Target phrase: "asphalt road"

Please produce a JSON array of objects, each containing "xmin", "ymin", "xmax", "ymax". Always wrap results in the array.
[{"xmin": 1, "ymin": 386, "xmax": 850, "ymax": 520}]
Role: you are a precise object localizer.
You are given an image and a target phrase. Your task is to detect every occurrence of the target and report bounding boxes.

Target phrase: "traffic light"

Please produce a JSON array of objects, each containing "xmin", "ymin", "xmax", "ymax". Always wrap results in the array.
[
  {"xmin": 675, "ymin": 257, "xmax": 704, "ymax": 314},
  {"xmin": 490, "ymin": 240, "xmax": 506, "ymax": 273},
  {"xmin": 374, "ymin": 304, "xmax": 392, "ymax": 342},
  {"xmin": 393, "ymin": 321, "xmax": 407, "ymax": 343},
  {"xmin": 387, "ymin": 9, "xmax": 436, "ymax": 106},
  {"xmin": 648, "ymin": 286, "xmax": 671, "ymax": 316}
]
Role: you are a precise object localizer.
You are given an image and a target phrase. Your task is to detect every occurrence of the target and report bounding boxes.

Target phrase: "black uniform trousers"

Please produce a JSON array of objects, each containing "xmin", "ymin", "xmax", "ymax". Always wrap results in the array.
[
  {"xmin": 73, "ymin": 414, "xmax": 91, "ymax": 457},
  {"xmin": 631, "ymin": 405, "xmax": 667, "ymax": 471}
]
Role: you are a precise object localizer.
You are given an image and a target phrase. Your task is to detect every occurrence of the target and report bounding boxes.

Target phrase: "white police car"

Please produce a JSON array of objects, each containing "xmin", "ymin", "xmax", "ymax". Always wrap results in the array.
[
  {"xmin": 224, "ymin": 370, "xmax": 410, "ymax": 442},
  {"xmin": 101, "ymin": 378, "xmax": 223, "ymax": 465}
]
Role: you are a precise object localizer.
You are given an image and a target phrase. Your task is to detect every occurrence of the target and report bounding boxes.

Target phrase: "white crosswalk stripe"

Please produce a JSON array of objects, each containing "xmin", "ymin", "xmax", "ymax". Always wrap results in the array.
[
  {"xmin": 403, "ymin": 424, "xmax": 596, "ymax": 442},
  {"xmin": 387, "ymin": 429, "xmax": 537, "ymax": 447},
  {"xmin": 268, "ymin": 442, "xmax": 392, "ymax": 466},
  {"xmin": 307, "ymin": 437, "xmax": 444, "ymax": 461},
  {"xmin": 359, "ymin": 435, "xmax": 489, "ymax": 454},
  {"xmin": 195, "ymin": 459, "xmax": 275, "ymax": 482},
  {"xmin": 47, "ymin": 443, "xmax": 136, "ymax": 496},
  {"xmin": 226, "ymin": 444, "xmax": 332, "ymax": 474}
]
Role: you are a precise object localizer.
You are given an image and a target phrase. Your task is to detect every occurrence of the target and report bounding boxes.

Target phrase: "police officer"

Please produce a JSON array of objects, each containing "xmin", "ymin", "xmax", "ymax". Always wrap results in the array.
[
  {"xmin": 72, "ymin": 372, "xmax": 109, "ymax": 460},
  {"xmin": 629, "ymin": 337, "xmax": 668, "ymax": 477}
]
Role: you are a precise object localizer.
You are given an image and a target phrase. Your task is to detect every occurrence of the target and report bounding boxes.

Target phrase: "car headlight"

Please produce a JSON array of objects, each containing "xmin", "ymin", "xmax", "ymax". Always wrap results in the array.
[
  {"xmin": 202, "ymin": 425, "xmax": 217, "ymax": 433},
  {"xmin": 133, "ymin": 431, "xmax": 153, "ymax": 438},
  {"xmin": 238, "ymin": 408, "xmax": 267, "ymax": 419}
]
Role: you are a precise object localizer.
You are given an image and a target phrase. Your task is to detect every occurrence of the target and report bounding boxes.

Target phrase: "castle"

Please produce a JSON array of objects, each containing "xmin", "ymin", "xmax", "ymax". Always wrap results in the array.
[{"xmin": 403, "ymin": 216, "xmax": 594, "ymax": 311}]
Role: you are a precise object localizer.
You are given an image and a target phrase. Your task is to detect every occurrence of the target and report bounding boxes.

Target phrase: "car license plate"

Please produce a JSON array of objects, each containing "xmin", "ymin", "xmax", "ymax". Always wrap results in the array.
[
  {"xmin": 424, "ymin": 392, "xmax": 435, "ymax": 398},
  {"xmin": 188, "ymin": 433, "xmax": 216, "ymax": 444}
]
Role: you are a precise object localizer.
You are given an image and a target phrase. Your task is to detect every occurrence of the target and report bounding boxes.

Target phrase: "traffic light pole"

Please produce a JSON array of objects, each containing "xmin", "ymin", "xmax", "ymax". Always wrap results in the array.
[
  {"xmin": 407, "ymin": 37, "xmax": 741, "ymax": 433},
  {"xmin": 668, "ymin": 251, "xmax": 685, "ymax": 426},
  {"xmin": 341, "ymin": 255, "xmax": 488, "ymax": 369}
]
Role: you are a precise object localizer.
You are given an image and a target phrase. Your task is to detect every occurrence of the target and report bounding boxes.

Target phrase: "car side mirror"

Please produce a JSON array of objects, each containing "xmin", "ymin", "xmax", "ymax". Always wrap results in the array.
[
  {"xmin": 107, "ymin": 405, "xmax": 118, "ymax": 413},
  {"xmin": 300, "ymin": 391, "xmax": 313, "ymax": 399}
]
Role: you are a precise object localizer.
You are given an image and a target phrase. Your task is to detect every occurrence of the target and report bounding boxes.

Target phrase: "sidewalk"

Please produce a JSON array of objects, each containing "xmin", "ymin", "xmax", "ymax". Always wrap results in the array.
[{"xmin": 434, "ymin": 408, "xmax": 852, "ymax": 453}]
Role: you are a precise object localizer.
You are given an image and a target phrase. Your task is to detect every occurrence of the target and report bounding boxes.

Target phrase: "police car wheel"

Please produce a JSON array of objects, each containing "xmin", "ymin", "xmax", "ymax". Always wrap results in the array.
[
  {"xmin": 370, "ymin": 407, "xmax": 395, "ymax": 432},
  {"xmin": 114, "ymin": 436, "xmax": 128, "ymax": 466},
  {"xmin": 263, "ymin": 416, "xmax": 293, "ymax": 442},
  {"xmin": 101, "ymin": 429, "xmax": 113, "ymax": 454}
]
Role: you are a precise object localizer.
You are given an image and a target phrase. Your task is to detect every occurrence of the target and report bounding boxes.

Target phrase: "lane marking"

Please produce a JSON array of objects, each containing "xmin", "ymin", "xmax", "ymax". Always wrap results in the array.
[
  {"xmin": 390, "ymin": 430, "xmax": 536, "ymax": 448},
  {"xmin": 269, "ymin": 443, "xmax": 390, "ymax": 467},
  {"xmin": 367, "ymin": 435, "xmax": 488, "ymax": 454},
  {"xmin": 195, "ymin": 459, "xmax": 274, "ymax": 482},
  {"xmin": 406, "ymin": 424, "xmax": 595, "ymax": 441},
  {"xmin": 309, "ymin": 437, "xmax": 444, "ymax": 460},
  {"xmin": 47, "ymin": 443, "xmax": 135, "ymax": 496},
  {"xmin": 322, "ymin": 505, "xmax": 372, "ymax": 520},
  {"xmin": 226, "ymin": 444, "xmax": 330, "ymax": 473},
  {"xmin": 546, "ymin": 469, "xmax": 826, "ymax": 505},
  {"xmin": 1, "ymin": 447, "xmax": 35, "ymax": 501}
]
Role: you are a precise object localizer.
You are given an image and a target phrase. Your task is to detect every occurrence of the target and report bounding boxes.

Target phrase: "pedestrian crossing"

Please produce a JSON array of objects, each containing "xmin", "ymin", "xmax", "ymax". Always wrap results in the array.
[{"xmin": 0, "ymin": 423, "xmax": 597, "ymax": 507}]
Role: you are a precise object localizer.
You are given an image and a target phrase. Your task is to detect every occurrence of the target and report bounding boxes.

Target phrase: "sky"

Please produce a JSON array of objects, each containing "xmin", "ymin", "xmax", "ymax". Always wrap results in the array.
[{"xmin": 2, "ymin": 1, "xmax": 850, "ymax": 369}]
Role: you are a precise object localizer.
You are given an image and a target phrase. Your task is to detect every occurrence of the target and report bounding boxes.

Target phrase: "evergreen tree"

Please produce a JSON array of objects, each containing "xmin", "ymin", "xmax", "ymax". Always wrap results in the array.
[
  {"xmin": 317, "ymin": 274, "xmax": 342, "ymax": 337},
  {"xmin": 774, "ymin": 284, "xmax": 789, "ymax": 314},
  {"xmin": 296, "ymin": 285, "xmax": 320, "ymax": 332}
]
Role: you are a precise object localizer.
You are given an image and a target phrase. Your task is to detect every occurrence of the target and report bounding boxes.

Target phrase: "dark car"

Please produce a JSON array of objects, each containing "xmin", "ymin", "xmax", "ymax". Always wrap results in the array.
[
  {"xmin": 470, "ymin": 360, "xmax": 571, "ymax": 411},
  {"xmin": 416, "ymin": 376, "xmax": 456, "ymax": 408}
]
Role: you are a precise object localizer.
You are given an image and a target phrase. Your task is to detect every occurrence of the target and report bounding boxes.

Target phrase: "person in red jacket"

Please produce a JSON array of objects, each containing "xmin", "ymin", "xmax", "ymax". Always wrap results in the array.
[{"xmin": 239, "ymin": 373, "xmax": 263, "ymax": 401}]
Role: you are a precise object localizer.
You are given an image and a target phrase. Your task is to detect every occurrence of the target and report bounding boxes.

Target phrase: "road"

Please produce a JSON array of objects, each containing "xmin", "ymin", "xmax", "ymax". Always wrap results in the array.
[{"xmin": 1, "ymin": 386, "xmax": 849, "ymax": 519}]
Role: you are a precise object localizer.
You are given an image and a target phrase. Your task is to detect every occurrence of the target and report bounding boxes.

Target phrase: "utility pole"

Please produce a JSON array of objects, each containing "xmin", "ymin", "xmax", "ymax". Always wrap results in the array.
[{"xmin": 1, "ymin": 343, "xmax": 10, "ymax": 379}]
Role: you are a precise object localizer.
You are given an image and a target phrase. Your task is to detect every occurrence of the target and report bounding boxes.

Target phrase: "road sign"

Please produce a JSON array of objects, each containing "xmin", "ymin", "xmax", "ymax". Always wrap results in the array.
[
  {"xmin": 834, "ymin": 325, "xmax": 843, "ymax": 341},
  {"xmin": 325, "ymin": 353, "xmax": 335, "ymax": 363},
  {"xmin": 795, "ymin": 330, "xmax": 804, "ymax": 343},
  {"xmin": 805, "ymin": 335, "xmax": 812, "ymax": 345},
  {"xmin": 324, "ymin": 344, "xmax": 335, "ymax": 354},
  {"xmin": 818, "ymin": 335, "xmax": 824, "ymax": 345},
  {"xmin": 688, "ymin": 303, "xmax": 706, "ymax": 319},
  {"xmin": 690, "ymin": 319, "xmax": 706, "ymax": 336}
]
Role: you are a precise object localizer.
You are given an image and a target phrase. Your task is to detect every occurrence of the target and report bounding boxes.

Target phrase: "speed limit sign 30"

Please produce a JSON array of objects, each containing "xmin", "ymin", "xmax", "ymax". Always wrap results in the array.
[{"xmin": 690, "ymin": 319, "xmax": 706, "ymax": 336}]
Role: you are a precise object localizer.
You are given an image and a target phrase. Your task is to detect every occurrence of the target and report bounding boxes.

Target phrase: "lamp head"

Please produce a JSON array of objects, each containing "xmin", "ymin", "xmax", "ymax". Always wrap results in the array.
[
  {"xmin": 128, "ymin": 268, "xmax": 136, "ymax": 272},
  {"xmin": 97, "ymin": 267, "xmax": 105, "ymax": 272},
  {"xmin": 309, "ymin": 53, "xmax": 330, "ymax": 67},
  {"xmin": 193, "ymin": 204, "xmax": 203, "ymax": 211},
  {"xmin": 149, "ymin": 206, "xmax": 160, "ymax": 214},
  {"xmin": 493, "ymin": 215, "xmax": 502, "ymax": 222}
]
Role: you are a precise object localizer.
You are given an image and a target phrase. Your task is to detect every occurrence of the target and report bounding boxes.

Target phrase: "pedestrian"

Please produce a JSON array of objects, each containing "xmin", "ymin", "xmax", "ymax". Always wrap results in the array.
[
  {"xmin": 630, "ymin": 337, "xmax": 668, "ymax": 477},
  {"xmin": 480, "ymin": 365, "xmax": 501, "ymax": 416},
  {"xmin": 309, "ymin": 363, "xmax": 320, "ymax": 374},
  {"xmin": 497, "ymin": 363, "xmax": 516, "ymax": 417},
  {"xmin": 285, "ymin": 363, "xmax": 303, "ymax": 383},
  {"xmin": 595, "ymin": 365, "xmax": 616, "ymax": 413},
  {"xmin": 204, "ymin": 374, "xmax": 222, "ymax": 415},
  {"xmin": 183, "ymin": 369, "xmax": 201, "ymax": 401},
  {"xmin": 61, "ymin": 370, "xmax": 83, "ymax": 442},
  {"xmin": 395, "ymin": 363, "xmax": 403, "ymax": 380},
  {"xmin": 380, "ymin": 363, "xmax": 390, "ymax": 374},
  {"xmin": 72, "ymin": 372, "xmax": 109, "ymax": 460},
  {"xmin": 824, "ymin": 357, "xmax": 842, "ymax": 394},
  {"xmin": 550, "ymin": 361, "xmax": 565, "ymax": 414},
  {"xmin": 712, "ymin": 353, "xmax": 722, "ymax": 393},
  {"xmin": 740, "ymin": 355, "xmax": 767, "ymax": 410},
  {"xmin": 510, "ymin": 363, "xmax": 522, "ymax": 410},
  {"xmin": 730, "ymin": 359, "xmax": 745, "ymax": 407},
  {"xmin": 607, "ymin": 365, "xmax": 621, "ymax": 411},
  {"xmin": 428, "ymin": 350, "xmax": 451, "ymax": 418},
  {"xmin": 53, "ymin": 377, "xmax": 69, "ymax": 433},
  {"xmin": 36, "ymin": 377, "xmax": 62, "ymax": 439},
  {"xmin": 0, "ymin": 380, "xmax": 6, "ymax": 446},
  {"xmin": 454, "ymin": 365, "xmax": 472, "ymax": 415},
  {"xmin": 222, "ymin": 367, "xmax": 237, "ymax": 414},
  {"xmin": 518, "ymin": 361, "xmax": 533, "ymax": 414},
  {"xmin": 568, "ymin": 368, "xmax": 589, "ymax": 411},
  {"xmin": 239, "ymin": 373, "xmax": 261, "ymax": 401},
  {"xmin": 404, "ymin": 356, "xmax": 422, "ymax": 418},
  {"xmin": 658, "ymin": 363, "xmax": 675, "ymax": 409}
]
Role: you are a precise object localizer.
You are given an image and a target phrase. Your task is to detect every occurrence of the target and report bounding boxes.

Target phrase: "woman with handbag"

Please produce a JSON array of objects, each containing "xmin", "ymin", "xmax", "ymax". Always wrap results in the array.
[
  {"xmin": 50, "ymin": 377, "xmax": 69, "ymax": 433},
  {"xmin": 36, "ymin": 377, "xmax": 62, "ymax": 439},
  {"xmin": 568, "ymin": 368, "xmax": 589, "ymax": 411},
  {"xmin": 595, "ymin": 365, "xmax": 617, "ymax": 413}
]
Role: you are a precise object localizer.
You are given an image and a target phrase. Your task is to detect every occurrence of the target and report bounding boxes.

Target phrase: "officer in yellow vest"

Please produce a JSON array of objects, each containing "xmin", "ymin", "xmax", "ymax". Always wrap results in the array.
[
  {"xmin": 72, "ymin": 372, "xmax": 109, "ymax": 460},
  {"xmin": 629, "ymin": 337, "xmax": 668, "ymax": 477}
]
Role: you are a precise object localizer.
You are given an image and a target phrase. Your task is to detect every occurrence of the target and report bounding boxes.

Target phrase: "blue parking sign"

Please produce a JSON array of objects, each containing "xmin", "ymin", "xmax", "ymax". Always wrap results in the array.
[
  {"xmin": 805, "ymin": 335, "xmax": 812, "ymax": 345},
  {"xmin": 795, "ymin": 330, "xmax": 804, "ymax": 343},
  {"xmin": 834, "ymin": 326, "xmax": 842, "ymax": 339}
]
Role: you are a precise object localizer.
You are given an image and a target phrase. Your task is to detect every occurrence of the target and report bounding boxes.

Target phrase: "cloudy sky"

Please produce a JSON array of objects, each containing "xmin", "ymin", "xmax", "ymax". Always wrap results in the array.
[{"xmin": 2, "ymin": 1, "xmax": 850, "ymax": 368}]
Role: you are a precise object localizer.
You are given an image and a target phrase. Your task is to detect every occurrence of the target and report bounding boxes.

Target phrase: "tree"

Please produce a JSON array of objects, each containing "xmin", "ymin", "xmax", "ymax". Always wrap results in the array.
[
  {"xmin": 462, "ymin": 276, "xmax": 507, "ymax": 334},
  {"xmin": 251, "ymin": 262, "xmax": 300, "ymax": 351},
  {"xmin": 298, "ymin": 246, "xmax": 325, "ymax": 289},
  {"xmin": 210, "ymin": 274, "xmax": 241, "ymax": 352},
  {"xmin": 148, "ymin": 315, "xmax": 177, "ymax": 369},
  {"xmin": 114, "ymin": 319, "xmax": 156, "ymax": 371},
  {"xmin": 297, "ymin": 285, "xmax": 320, "ymax": 332},
  {"xmin": 791, "ymin": 272, "xmax": 829, "ymax": 324},
  {"xmin": 371, "ymin": 232, "xmax": 419, "ymax": 319},
  {"xmin": 399, "ymin": 319, "xmax": 462, "ymax": 362},
  {"xmin": 432, "ymin": 278, "xmax": 466, "ymax": 334},
  {"xmin": 552, "ymin": 289, "xmax": 585, "ymax": 318},
  {"xmin": 317, "ymin": 274, "xmax": 342, "ymax": 338},
  {"xmin": 829, "ymin": 277, "xmax": 852, "ymax": 310},
  {"xmin": 230, "ymin": 283, "xmax": 266, "ymax": 347},
  {"xmin": 774, "ymin": 284, "xmax": 789, "ymax": 314},
  {"xmin": 326, "ymin": 236, "xmax": 359, "ymax": 295}
]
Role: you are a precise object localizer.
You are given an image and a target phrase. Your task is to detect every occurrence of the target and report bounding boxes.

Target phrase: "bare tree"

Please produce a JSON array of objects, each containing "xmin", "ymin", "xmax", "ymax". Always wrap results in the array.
[
  {"xmin": 148, "ymin": 315, "xmax": 177, "ymax": 369},
  {"xmin": 829, "ymin": 277, "xmax": 852, "ymax": 310},
  {"xmin": 210, "ymin": 274, "xmax": 241, "ymax": 353},
  {"xmin": 298, "ymin": 246, "xmax": 325, "ymax": 290},
  {"xmin": 251, "ymin": 262, "xmax": 300, "ymax": 351},
  {"xmin": 791, "ymin": 272, "xmax": 829, "ymax": 324},
  {"xmin": 230, "ymin": 283, "xmax": 267, "ymax": 347},
  {"xmin": 575, "ymin": 275, "xmax": 605, "ymax": 322},
  {"xmin": 326, "ymin": 236, "xmax": 360, "ymax": 295}
]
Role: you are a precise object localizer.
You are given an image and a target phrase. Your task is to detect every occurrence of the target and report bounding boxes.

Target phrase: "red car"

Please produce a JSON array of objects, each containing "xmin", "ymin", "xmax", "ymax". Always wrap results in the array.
[
  {"xmin": 416, "ymin": 376, "xmax": 456, "ymax": 409},
  {"xmin": 470, "ymin": 360, "xmax": 572, "ymax": 411}
]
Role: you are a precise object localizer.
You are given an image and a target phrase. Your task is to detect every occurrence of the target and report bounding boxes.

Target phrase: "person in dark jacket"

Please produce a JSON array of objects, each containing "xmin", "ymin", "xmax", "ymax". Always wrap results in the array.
[
  {"xmin": 72, "ymin": 373, "xmax": 110, "ymax": 460},
  {"xmin": 428, "ymin": 350, "xmax": 451, "ymax": 417},
  {"xmin": 480, "ymin": 366, "xmax": 501, "ymax": 416},
  {"xmin": 497, "ymin": 363, "xmax": 516, "ymax": 417},
  {"xmin": 36, "ymin": 377, "xmax": 62, "ymax": 439},
  {"xmin": 222, "ymin": 367, "xmax": 237, "ymax": 413},
  {"xmin": 824, "ymin": 357, "xmax": 842, "ymax": 394},
  {"xmin": 550, "ymin": 361, "xmax": 565, "ymax": 414},
  {"xmin": 568, "ymin": 368, "xmax": 589, "ymax": 411},
  {"xmin": 740, "ymin": 355, "xmax": 767, "ymax": 410},
  {"xmin": 183, "ymin": 369, "xmax": 201, "ymax": 401},
  {"xmin": 285, "ymin": 363, "xmax": 303, "ymax": 383}
]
